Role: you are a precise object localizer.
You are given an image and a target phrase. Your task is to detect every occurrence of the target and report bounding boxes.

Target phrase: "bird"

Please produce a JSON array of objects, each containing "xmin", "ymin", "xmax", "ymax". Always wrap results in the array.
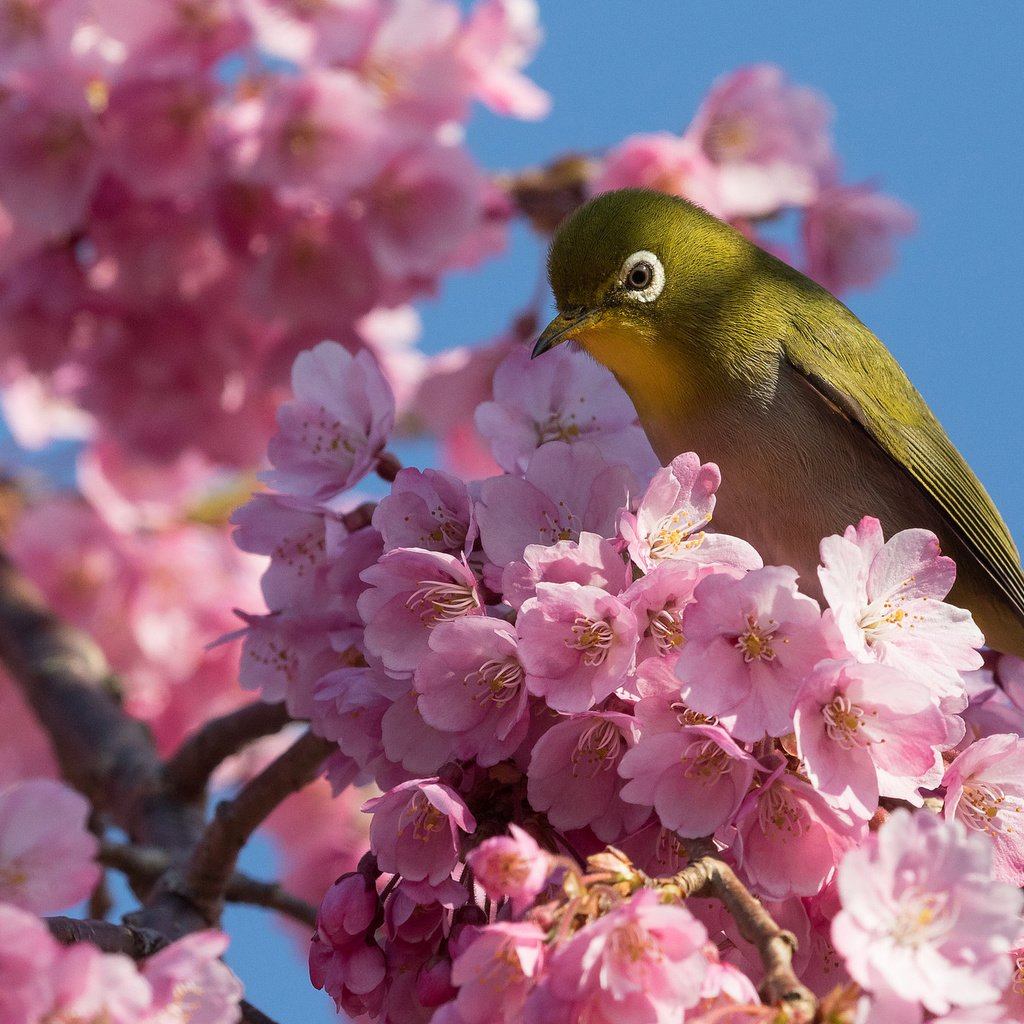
[{"xmin": 532, "ymin": 187, "xmax": 1024, "ymax": 658}]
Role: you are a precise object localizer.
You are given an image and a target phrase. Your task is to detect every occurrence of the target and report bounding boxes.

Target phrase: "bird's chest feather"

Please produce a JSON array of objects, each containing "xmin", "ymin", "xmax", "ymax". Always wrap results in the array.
[{"xmin": 639, "ymin": 362, "xmax": 940, "ymax": 597}]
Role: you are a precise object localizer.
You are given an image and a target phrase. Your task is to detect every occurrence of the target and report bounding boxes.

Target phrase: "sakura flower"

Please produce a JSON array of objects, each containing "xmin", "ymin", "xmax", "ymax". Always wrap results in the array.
[
  {"xmin": 264, "ymin": 342, "xmax": 395, "ymax": 503},
  {"xmin": 501, "ymin": 531, "xmax": 629, "ymax": 612},
  {"xmin": 529, "ymin": 889, "xmax": 709, "ymax": 1022},
  {"xmin": 363, "ymin": 778, "xmax": 477, "ymax": 885},
  {"xmin": 592, "ymin": 131, "xmax": 727, "ymax": 217},
  {"xmin": 142, "ymin": 931, "xmax": 243, "ymax": 1024},
  {"xmin": 943, "ymin": 733, "xmax": 1024, "ymax": 886},
  {"xmin": 0, "ymin": 902, "xmax": 61, "ymax": 1024},
  {"xmin": 618, "ymin": 723, "xmax": 759, "ymax": 838},
  {"xmin": 475, "ymin": 441, "xmax": 635, "ymax": 572},
  {"xmin": 414, "ymin": 617, "xmax": 529, "ymax": 766},
  {"xmin": 373, "ymin": 467, "xmax": 476, "ymax": 555},
  {"xmin": 793, "ymin": 658, "xmax": 952, "ymax": 819},
  {"xmin": 0, "ymin": 778, "xmax": 100, "ymax": 913},
  {"xmin": 619, "ymin": 453, "xmax": 761, "ymax": 574},
  {"xmin": 803, "ymin": 182, "xmax": 916, "ymax": 294},
  {"xmin": 733, "ymin": 764, "xmax": 862, "ymax": 899},
  {"xmin": 449, "ymin": 921, "xmax": 547, "ymax": 1024},
  {"xmin": 818, "ymin": 516, "xmax": 983, "ymax": 695},
  {"xmin": 466, "ymin": 825, "xmax": 551, "ymax": 914},
  {"xmin": 526, "ymin": 711, "xmax": 647, "ymax": 843},
  {"xmin": 474, "ymin": 344, "xmax": 656, "ymax": 477},
  {"xmin": 517, "ymin": 582, "xmax": 638, "ymax": 713},
  {"xmin": 676, "ymin": 565, "xmax": 827, "ymax": 741},
  {"xmin": 687, "ymin": 63, "xmax": 833, "ymax": 217},
  {"xmin": 832, "ymin": 810, "xmax": 1023, "ymax": 1017},
  {"xmin": 457, "ymin": 0, "xmax": 551, "ymax": 120},
  {"xmin": 358, "ymin": 547, "xmax": 483, "ymax": 676}
]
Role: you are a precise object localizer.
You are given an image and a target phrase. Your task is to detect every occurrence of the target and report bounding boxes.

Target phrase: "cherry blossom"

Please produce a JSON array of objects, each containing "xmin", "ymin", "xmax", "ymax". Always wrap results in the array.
[
  {"xmin": 833, "ymin": 810, "xmax": 1023, "ymax": 1018},
  {"xmin": 466, "ymin": 825, "xmax": 551, "ymax": 914}
]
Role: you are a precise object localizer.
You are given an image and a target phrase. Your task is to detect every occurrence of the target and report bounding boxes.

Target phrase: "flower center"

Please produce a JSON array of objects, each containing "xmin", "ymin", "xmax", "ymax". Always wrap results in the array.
[
  {"xmin": 735, "ymin": 614, "xmax": 777, "ymax": 662},
  {"xmin": 427, "ymin": 505, "xmax": 467, "ymax": 549},
  {"xmin": 608, "ymin": 921, "xmax": 661, "ymax": 967},
  {"xmin": 757, "ymin": 782, "xmax": 810, "ymax": 839},
  {"xmin": 535, "ymin": 412, "xmax": 581, "ymax": 446},
  {"xmin": 570, "ymin": 720, "xmax": 624, "ymax": 778},
  {"xmin": 671, "ymin": 701, "xmax": 716, "ymax": 728},
  {"xmin": 650, "ymin": 608, "xmax": 685, "ymax": 653},
  {"xmin": 465, "ymin": 657, "xmax": 525, "ymax": 708},
  {"xmin": 682, "ymin": 738, "xmax": 730, "ymax": 781},
  {"xmin": 648, "ymin": 510, "xmax": 710, "ymax": 559},
  {"xmin": 959, "ymin": 780, "xmax": 1019, "ymax": 836},
  {"xmin": 566, "ymin": 615, "xmax": 614, "ymax": 666},
  {"xmin": 404, "ymin": 791, "xmax": 445, "ymax": 843},
  {"xmin": 889, "ymin": 887, "xmax": 956, "ymax": 948},
  {"xmin": 821, "ymin": 694, "xmax": 868, "ymax": 749},
  {"xmin": 407, "ymin": 580, "xmax": 479, "ymax": 624}
]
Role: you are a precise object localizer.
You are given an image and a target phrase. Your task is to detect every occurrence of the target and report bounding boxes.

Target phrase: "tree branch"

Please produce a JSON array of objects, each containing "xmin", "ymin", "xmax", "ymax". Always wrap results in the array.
[
  {"xmin": 677, "ymin": 839, "xmax": 817, "ymax": 1023},
  {"xmin": 164, "ymin": 700, "xmax": 292, "ymax": 803},
  {"xmin": 47, "ymin": 916, "xmax": 168, "ymax": 958},
  {"xmin": 179, "ymin": 729, "xmax": 334, "ymax": 925}
]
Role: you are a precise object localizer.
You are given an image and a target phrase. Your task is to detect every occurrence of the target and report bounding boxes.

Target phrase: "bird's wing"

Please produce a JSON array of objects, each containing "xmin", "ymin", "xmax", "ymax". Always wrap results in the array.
[{"xmin": 783, "ymin": 312, "xmax": 1024, "ymax": 619}]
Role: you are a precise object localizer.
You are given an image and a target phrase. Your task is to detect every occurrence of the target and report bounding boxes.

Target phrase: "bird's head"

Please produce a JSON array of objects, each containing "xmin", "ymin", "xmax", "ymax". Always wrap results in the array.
[{"xmin": 533, "ymin": 188, "xmax": 777, "ymax": 422}]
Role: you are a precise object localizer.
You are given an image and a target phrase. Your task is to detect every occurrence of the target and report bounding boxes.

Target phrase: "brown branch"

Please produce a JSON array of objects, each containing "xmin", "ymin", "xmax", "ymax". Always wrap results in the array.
[
  {"xmin": 678, "ymin": 840, "xmax": 817, "ymax": 1024},
  {"xmin": 164, "ymin": 700, "xmax": 292, "ymax": 802},
  {"xmin": 241, "ymin": 1001, "xmax": 281, "ymax": 1024},
  {"xmin": 102, "ymin": 841, "xmax": 317, "ymax": 928},
  {"xmin": 47, "ymin": 916, "xmax": 168, "ymax": 958},
  {"xmin": 179, "ymin": 729, "xmax": 334, "ymax": 925},
  {"xmin": 0, "ymin": 551, "xmax": 207, "ymax": 856}
]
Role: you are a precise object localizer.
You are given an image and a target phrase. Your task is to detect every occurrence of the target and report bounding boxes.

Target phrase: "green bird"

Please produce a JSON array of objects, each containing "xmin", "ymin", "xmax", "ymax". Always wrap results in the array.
[{"xmin": 532, "ymin": 187, "xmax": 1024, "ymax": 658}]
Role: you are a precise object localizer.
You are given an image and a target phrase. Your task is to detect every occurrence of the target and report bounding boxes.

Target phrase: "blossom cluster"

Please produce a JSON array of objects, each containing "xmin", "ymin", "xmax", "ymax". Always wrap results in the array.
[
  {"xmin": 0, "ymin": 777, "xmax": 243, "ymax": 1023},
  {"xmin": 236, "ymin": 339, "xmax": 1024, "ymax": 1022},
  {"xmin": 0, "ymin": 0, "xmax": 548, "ymax": 466}
]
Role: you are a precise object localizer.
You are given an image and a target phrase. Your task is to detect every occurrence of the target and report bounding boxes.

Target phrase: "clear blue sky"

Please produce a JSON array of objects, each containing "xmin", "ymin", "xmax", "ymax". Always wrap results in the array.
[{"xmin": 229, "ymin": 7, "xmax": 1024, "ymax": 1021}]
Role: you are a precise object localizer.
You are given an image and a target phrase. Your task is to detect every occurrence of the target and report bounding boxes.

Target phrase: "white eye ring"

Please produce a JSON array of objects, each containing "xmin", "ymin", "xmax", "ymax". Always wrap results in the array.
[{"xmin": 618, "ymin": 250, "xmax": 665, "ymax": 303}]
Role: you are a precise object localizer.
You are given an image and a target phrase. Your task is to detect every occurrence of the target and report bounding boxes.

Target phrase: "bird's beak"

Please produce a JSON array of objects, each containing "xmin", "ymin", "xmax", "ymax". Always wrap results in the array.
[{"xmin": 532, "ymin": 307, "xmax": 603, "ymax": 358}]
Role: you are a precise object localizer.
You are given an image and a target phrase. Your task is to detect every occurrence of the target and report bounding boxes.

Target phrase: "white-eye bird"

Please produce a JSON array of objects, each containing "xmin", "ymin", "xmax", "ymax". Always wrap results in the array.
[{"xmin": 533, "ymin": 188, "xmax": 1024, "ymax": 658}]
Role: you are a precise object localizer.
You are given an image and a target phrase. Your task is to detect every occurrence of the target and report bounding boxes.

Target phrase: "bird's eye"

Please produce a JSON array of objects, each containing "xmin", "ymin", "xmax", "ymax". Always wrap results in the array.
[{"xmin": 618, "ymin": 250, "xmax": 665, "ymax": 303}]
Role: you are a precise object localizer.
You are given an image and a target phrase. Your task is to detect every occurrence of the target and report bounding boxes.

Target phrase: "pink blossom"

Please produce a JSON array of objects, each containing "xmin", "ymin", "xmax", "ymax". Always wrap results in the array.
[
  {"xmin": 676, "ymin": 565, "xmax": 827, "ymax": 741},
  {"xmin": 943, "ymin": 733, "xmax": 1024, "ymax": 886},
  {"xmin": 450, "ymin": 921, "xmax": 547, "ymax": 1023},
  {"xmin": 373, "ymin": 467, "xmax": 476, "ymax": 556},
  {"xmin": 264, "ymin": 342, "xmax": 395, "ymax": 502},
  {"xmin": 592, "ymin": 132, "xmax": 727, "ymax": 217},
  {"xmin": 793, "ymin": 658, "xmax": 952, "ymax": 819},
  {"xmin": 501, "ymin": 531, "xmax": 629, "ymax": 612},
  {"xmin": 457, "ymin": 0, "xmax": 550, "ymax": 120},
  {"xmin": 310, "ymin": 926, "xmax": 386, "ymax": 1020},
  {"xmin": 381, "ymin": 689, "xmax": 459, "ymax": 779},
  {"xmin": 143, "ymin": 931, "xmax": 244, "ymax": 1024},
  {"xmin": 474, "ymin": 344, "xmax": 656, "ymax": 477},
  {"xmin": 733, "ymin": 764, "xmax": 862, "ymax": 899},
  {"xmin": 623, "ymin": 561, "xmax": 725, "ymax": 661},
  {"xmin": 619, "ymin": 453, "xmax": 761, "ymax": 574},
  {"xmin": 818, "ymin": 517, "xmax": 983, "ymax": 694},
  {"xmin": 466, "ymin": 825, "xmax": 551, "ymax": 914},
  {"xmin": 832, "ymin": 810, "xmax": 1023, "ymax": 1016},
  {"xmin": 803, "ymin": 183, "xmax": 916, "ymax": 294},
  {"xmin": 475, "ymin": 441, "xmax": 635, "ymax": 571},
  {"xmin": 243, "ymin": 0, "xmax": 380, "ymax": 66},
  {"xmin": 686, "ymin": 63, "xmax": 833, "ymax": 217},
  {"xmin": 526, "ymin": 711, "xmax": 647, "ymax": 842},
  {"xmin": 0, "ymin": 902, "xmax": 60, "ymax": 1024},
  {"xmin": 0, "ymin": 778, "xmax": 100, "ymax": 913},
  {"xmin": 517, "ymin": 582, "xmax": 638, "ymax": 713},
  {"xmin": 0, "ymin": 670, "xmax": 58, "ymax": 785},
  {"xmin": 414, "ymin": 617, "xmax": 529, "ymax": 766},
  {"xmin": 48, "ymin": 942, "xmax": 151, "ymax": 1024},
  {"xmin": 532, "ymin": 889, "xmax": 709, "ymax": 1022},
  {"xmin": 618, "ymin": 724, "xmax": 759, "ymax": 838},
  {"xmin": 364, "ymin": 778, "xmax": 477, "ymax": 885},
  {"xmin": 358, "ymin": 547, "xmax": 483, "ymax": 676}
]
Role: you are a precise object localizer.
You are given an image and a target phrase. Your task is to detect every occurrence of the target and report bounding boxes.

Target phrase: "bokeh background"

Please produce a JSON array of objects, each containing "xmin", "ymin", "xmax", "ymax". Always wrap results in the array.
[{"xmin": 5, "ymin": 4, "xmax": 1021, "ymax": 1021}]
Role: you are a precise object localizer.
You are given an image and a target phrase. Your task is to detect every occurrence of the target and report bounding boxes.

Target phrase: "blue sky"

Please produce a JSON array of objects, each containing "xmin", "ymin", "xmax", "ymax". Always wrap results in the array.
[{"xmin": 231, "ymin": 7, "xmax": 1024, "ymax": 1021}]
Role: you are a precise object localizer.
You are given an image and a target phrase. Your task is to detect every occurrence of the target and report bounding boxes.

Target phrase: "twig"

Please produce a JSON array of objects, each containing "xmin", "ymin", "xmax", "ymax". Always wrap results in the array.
[
  {"xmin": 47, "ymin": 916, "xmax": 168, "ymax": 959},
  {"xmin": 241, "ymin": 1001, "xmax": 281, "ymax": 1024},
  {"xmin": 102, "ymin": 841, "xmax": 318, "ymax": 928},
  {"xmin": 179, "ymin": 729, "xmax": 334, "ymax": 925},
  {"xmin": 164, "ymin": 701, "xmax": 291, "ymax": 802},
  {"xmin": 679, "ymin": 839, "xmax": 817, "ymax": 1024}
]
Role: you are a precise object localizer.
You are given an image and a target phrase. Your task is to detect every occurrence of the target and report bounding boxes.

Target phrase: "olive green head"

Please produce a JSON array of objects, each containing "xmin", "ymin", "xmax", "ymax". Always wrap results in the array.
[{"xmin": 534, "ymin": 188, "xmax": 780, "ymax": 419}]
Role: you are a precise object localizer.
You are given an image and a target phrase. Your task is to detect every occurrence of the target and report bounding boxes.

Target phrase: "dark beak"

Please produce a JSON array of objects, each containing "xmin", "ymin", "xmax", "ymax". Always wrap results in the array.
[{"xmin": 532, "ymin": 308, "xmax": 602, "ymax": 358}]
